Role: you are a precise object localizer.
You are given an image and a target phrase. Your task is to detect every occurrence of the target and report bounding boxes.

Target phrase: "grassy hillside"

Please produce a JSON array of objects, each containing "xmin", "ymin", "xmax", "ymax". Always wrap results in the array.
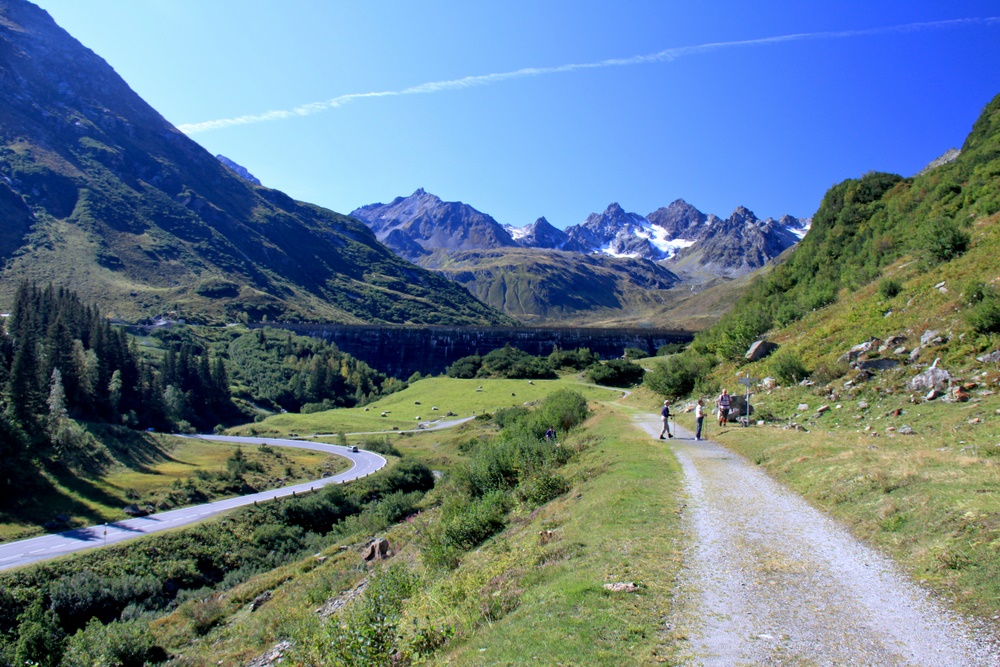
[
  {"xmin": 422, "ymin": 246, "xmax": 744, "ymax": 329},
  {"xmin": 0, "ymin": 428, "xmax": 346, "ymax": 544}
]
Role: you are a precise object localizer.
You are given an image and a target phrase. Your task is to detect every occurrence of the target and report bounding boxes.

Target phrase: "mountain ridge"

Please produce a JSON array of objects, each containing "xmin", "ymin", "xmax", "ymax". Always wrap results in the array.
[{"xmin": 0, "ymin": 0, "xmax": 514, "ymax": 327}]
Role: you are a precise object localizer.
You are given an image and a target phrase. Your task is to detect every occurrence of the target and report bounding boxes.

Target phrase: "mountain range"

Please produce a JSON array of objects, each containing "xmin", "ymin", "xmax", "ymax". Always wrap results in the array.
[
  {"xmin": 347, "ymin": 189, "xmax": 809, "ymax": 323},
  {"xmin": 0, "ymin": 0, "xmax": 513, "ymax": 327},
  {"xmin": 351, "ymin": 190, "xmax": 810, "ymax": 274}
]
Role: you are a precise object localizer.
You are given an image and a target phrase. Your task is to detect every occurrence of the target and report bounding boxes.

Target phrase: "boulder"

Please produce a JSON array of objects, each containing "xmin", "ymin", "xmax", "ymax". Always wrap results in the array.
[
  {"xmin": 723, "ymin": 394, "xmax": 753, "ymax": 421},
  {"xmin": 856, "ymin": 358, "xmax": 900, "ymax": 372},
  {"xmin": 745, "ymin": 340, "xmax": 779, "ymax": 362},
  {"xmin": 920, "ymin": 330, "xmax": 947, "ymax": 346},
  {"xmin": 977, "ymin": 350, "xmax": 1000, "ymax": 364},
  {"xmin": 909, "ymin": 367, "xmax": 952, "ymax": 392},
  {"xmin": 363, "ymin": 537, "xmax": 392, "ymax": 562},
  {"xmin": 885, "ymin": 335, "xmax": 907, "ymax": 347},
  {"xmin": 838, "ymin": 340, "xmax": 880, "ymax": 364}
]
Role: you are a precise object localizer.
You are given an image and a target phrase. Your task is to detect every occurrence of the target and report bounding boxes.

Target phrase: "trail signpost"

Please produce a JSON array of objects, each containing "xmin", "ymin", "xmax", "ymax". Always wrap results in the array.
[{"xmin": 737, "ymin": 377, "xmax": 759, "ymax": 427}]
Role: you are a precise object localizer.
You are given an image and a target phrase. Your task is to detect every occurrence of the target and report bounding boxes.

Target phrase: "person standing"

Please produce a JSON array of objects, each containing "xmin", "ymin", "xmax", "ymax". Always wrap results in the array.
[
  {"xmin": 659, "ymin": 399, "xmax": 673, "ymax": 439},
  {"xmin": 695, "ymin": 399, "xmax": 705, "ymax": 441},
  {"xmin": 716, "ymin": 388, "xmax": 731, "ymax": 427}
]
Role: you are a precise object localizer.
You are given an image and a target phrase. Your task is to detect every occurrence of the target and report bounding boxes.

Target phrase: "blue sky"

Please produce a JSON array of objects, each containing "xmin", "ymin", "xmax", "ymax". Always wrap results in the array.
[{"xmin": 32, "ymin": 1, "xmax": 1000, "ymax": 228}]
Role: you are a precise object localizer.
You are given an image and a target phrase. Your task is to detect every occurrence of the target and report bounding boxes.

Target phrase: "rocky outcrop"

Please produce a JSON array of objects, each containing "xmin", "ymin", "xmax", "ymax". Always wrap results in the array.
[{"xmin": 745, "ymin": 340, "xmax": 779, "ymax": 362}]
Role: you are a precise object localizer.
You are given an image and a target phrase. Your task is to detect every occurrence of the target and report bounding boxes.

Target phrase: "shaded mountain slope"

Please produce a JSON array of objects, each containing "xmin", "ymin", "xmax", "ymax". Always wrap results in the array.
[
  {"xmin": 0, "ymin": 1, "xmax": 513, "ymax": 326},
  {"xmin": 421, "ymin": 247, "xmax": 682, "ymax": 324}
]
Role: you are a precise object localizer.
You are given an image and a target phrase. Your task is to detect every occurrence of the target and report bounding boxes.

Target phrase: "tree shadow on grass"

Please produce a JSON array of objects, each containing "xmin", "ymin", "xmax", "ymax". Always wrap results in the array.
[{"xmin": 89, "ymin": 424, "xmax": 181, "ymax": 473}]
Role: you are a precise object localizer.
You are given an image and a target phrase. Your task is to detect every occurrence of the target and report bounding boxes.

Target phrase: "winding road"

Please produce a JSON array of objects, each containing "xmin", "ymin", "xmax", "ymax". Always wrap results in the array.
[
  {"xmin": 637, "ymin": 414, "xmax": 1000, "ymax": 667},
  {"xmin": 0, "ymin": 435, "xmax": 386, "ymax": 572}
]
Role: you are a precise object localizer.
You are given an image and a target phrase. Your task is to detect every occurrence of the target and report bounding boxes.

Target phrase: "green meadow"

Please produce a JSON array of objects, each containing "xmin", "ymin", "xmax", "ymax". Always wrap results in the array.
[{"xmin": 230, "ymin": 376, "xmax": 628, "ymax": 437}]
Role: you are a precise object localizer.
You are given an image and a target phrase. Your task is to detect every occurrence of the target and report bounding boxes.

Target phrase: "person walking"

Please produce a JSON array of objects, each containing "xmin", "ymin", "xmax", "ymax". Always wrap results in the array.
[
  {"xmin": 695, "ymin": 399, "xmax": 705, "ymax": 441},
  {"xmin": 716, "ymin": 388, "xmax": 731, "ymax": 427},
  {"xmin": 659, "ymin": 399, "xmax": 673, "ymax": 439}
]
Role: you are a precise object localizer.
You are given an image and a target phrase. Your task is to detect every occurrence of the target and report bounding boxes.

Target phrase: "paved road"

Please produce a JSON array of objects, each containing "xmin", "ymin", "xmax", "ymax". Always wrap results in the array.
[
  {"xmin": 0, "ymin": 435, "xmax": 386, "ymax": 572},
  {"xmin": 636, "ymin": 414, "xmax": 1000, "ymax": 667}
]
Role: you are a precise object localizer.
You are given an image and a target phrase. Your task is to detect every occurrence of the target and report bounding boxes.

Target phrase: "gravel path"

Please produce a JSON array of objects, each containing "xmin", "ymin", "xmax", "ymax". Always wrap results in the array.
[{"xmin": 636, "ymin": 414, "xmax": 1000, "ymax": 667}]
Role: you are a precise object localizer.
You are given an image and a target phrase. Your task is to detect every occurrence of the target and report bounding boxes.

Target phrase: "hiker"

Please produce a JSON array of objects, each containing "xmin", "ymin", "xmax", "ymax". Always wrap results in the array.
[
  {"xmin": 716, "ymin": 388, "xmax": 731, "ymax": 426},
  {"xmin": 659, "ymin": 399, "xmax": 673, "ymax": 439},
  {"xmin": 695, "ymin": 399, "xmax": 705, "ymax": 441},
  {"xmin": 545, "ymin": 426, "xmax": 556, "ymax": 441}
]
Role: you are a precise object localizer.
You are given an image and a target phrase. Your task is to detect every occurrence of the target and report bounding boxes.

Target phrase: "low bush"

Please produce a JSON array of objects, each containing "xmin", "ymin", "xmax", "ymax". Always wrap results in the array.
[
  {"xmin": 586, "ymin": 358, "xmax": 644, "ymax": 387},
  {"xmin": 768, "ymin": 350, "xmax": 809, "ymax": 386},
  {"xmin": 964, "ymin": 285, "xmax": 1000, "ymax": 334},
  {"xmin": 878, "ymin": 277, "xmax": 903, "ymax": 299},
  {"xmin": 644, "ymin": 351, "xmax": 717, "ymax": 399},
  {"xmin": 60, "ymin": 617, "xmax": 165, "ymax": 667}
]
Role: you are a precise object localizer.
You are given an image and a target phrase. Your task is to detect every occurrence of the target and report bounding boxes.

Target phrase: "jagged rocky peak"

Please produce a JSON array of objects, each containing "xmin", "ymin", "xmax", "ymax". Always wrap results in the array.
[
  {"xmin": 512, "ymin": 216, "xmax": 574, "ymax": 250},
  {"xmin": 918, "ymin": 148, "xmax": 961, "ymax": 176},
  {"xmin": 216, "ymin": 155, "xmax": 261, "ymax": 185},
  {"xmin": 647, "ymin": 199, "xmax": 708, "ymax": 238},
  {"xmin": 349, "ymin": 189, "xmax": 517, "ymax": 261}
]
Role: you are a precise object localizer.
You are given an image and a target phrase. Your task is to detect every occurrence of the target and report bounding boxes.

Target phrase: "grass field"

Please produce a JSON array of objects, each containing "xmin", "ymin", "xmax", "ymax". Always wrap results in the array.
[
  {"xmin": 0, "ymin": 434, "xmax": 348, "ymax": 544},
  {"xmin": 229, "ymin": 375, "xmax": 629, "ymax": 437}
]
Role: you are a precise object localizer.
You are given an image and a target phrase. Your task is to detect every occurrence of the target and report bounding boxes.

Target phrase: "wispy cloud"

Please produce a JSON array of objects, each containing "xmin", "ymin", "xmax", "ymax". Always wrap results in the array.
[{"xmin": 178, "ymin": 17, "xmax": 1000, "ymax": 134}]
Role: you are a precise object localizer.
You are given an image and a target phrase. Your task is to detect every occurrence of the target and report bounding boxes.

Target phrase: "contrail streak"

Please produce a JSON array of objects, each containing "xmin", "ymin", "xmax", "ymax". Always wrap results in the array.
[{"xmin": 177, "ymin": 17, "xmax": 1000, "ymax": 134}]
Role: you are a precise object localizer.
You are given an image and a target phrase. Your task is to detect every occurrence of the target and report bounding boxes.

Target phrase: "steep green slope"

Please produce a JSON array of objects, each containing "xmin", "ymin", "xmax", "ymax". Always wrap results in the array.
[
  {"xmin": 692, "ymin": 92, "xmax": 1000, "ymax": 360},
  {"xmin": 0, "ymin": 1, "xmax": 513, "ymax": 326}
]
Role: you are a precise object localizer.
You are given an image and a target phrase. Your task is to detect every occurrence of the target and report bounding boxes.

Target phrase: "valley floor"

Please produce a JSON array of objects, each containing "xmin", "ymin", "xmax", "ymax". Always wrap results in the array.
[{"xmin": 635, "ymin": 413, "xmax": 1000, "ymax": 666}]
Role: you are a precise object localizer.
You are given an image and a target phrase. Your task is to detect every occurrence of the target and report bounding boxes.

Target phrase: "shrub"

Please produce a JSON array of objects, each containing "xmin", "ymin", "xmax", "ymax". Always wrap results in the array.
[
  {"xmin": 516, "ymin": 470, "xmax": 569, "ymax": 507},
  {"xmin": 360, "ymin": 434, "xmax": 401, "ymax": 457},
  {"xmin": 965, "ymin": 287, "xmax": 1000, "ymax": 334},
  {"xmin": 768, "ymin": 350, "xmax": 809, "ymax": 386},
  {"xmin": 60, "ymin": 617, "xmax": 164, "ymax": 667},
  {"xmin": 446, "ymin": 354, "xmax": 482, "ymax": 378},
  {"xmin": 878, "ymin": 277, "xmax": 903, "ymax": 299},
  {"xmin": 423, "ymin": 491, "xmax": 511, "ymax": 569},
  {"xmin": 644, "ymin": 352, "xmax": 717, "ymax": 399},
  {"xmin": 917, "ymin": 217, "xmax": 969, "ymax": 264},
  {"xmin": 530, "ymin": 389, "xmax": 589, "ymax": 433},
  {"xmin": 656, "ymin": 342, "xmax": 688, "ymax": 356},
  {"xmin": 586, "ymin": 358, "xmax": 644, "ymax": 387}
]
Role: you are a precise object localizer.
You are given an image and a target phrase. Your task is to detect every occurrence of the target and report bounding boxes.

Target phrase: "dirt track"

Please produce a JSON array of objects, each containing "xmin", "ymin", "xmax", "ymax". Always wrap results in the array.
[{"xmin": 636, "ymin": 414, "xmax": 1000, "ymax": 667}]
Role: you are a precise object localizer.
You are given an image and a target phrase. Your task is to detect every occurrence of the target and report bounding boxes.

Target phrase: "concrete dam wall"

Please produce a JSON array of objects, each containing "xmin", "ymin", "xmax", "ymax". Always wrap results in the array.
[{"xmin": 250, "ymin": 324, "xmax": 692, "ymax": 378}]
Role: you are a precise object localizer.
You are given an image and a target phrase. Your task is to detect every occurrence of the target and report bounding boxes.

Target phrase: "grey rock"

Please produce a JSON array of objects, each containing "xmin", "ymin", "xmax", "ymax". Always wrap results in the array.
[
  {"xmin": 797, "ymin": 403, "xmax": 810, "ymax": 411},
  {"xmin": 925, "ymin": 388, "xmax": 943, "ymax": 401},
  {"xmin": 898, "ymin": 425, "xmax": 914, "ymax": 435},
  {"xmin": 244, "ymin": 640, "xmax": 292, "ymax": 667},
  {"xmin": 745, "ymin": 340, "xmax": 779, "ymax": 362},
  {"xmin": 857, "ymin": 358, "xmax": 900, "ymax": 372},
  {"xmin": 909, "ymin": 367, "xmax": 952, "ymax": 392},
  {"xmin": 885, "ymin": 335, "xmax": 907, "ymax": 347},
  {"xmin": 839, "ymin": 340, "xmax": 879, "ymax": 364},
  {"xmin": 722, "ymin": 394, "xmax": 753, "ymax": 421},
  {"xmin": 909, "ymin": 346, "xmax": 922, "ymax": 362},
  {"xmin": 894, "ymin": 346, "xmax": 908, "ymax": 355},
  {"xmin": 976, "ymin": 350, "xmax": 1000, "ymax": 364}
]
